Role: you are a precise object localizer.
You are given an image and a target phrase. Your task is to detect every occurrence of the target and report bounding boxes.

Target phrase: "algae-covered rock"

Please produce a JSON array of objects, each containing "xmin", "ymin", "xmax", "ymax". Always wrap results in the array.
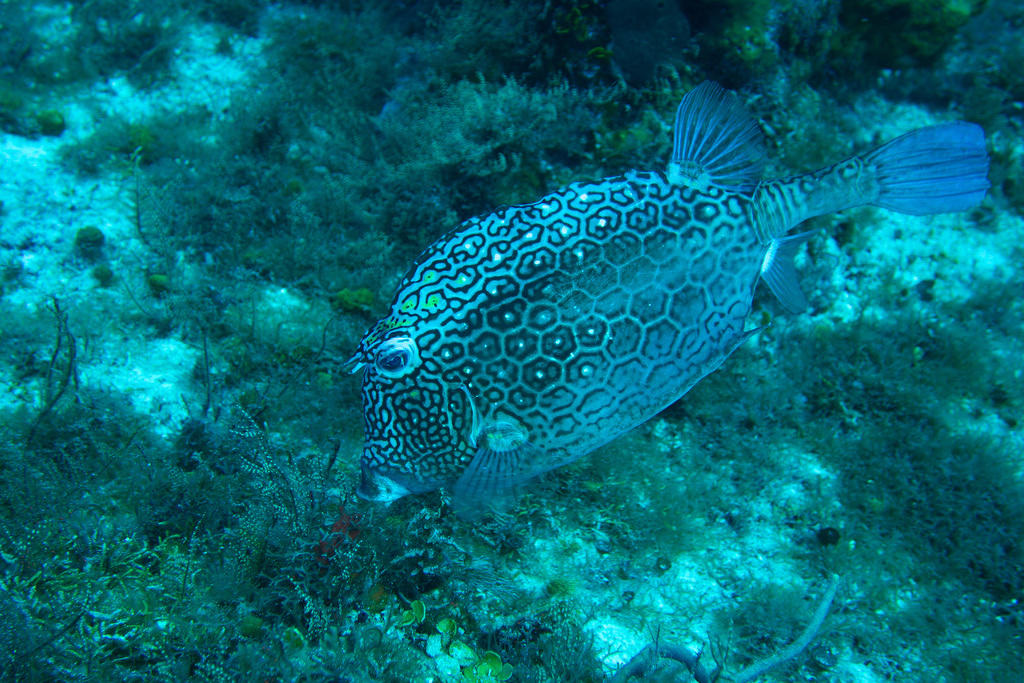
[
  {"xmin": 35, "ymin": 109, "xmax": 66, "ymax": 136},
  {"xmin": 330, "ymin": 286, "xmax": 376, "ymax": 313},
  {"xmin": 684, "ymin": 0, "xmax": 782, "ymax": 82},
  {"xmin": 839, "ymin": 0, "xmax": 987, "ymax": 67}
]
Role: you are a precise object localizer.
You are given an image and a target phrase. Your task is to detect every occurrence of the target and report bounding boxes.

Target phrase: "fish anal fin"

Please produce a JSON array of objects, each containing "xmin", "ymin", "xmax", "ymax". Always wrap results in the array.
[{"xmin": 761, "ymin": 230, "xmax": 817, "ymax": 314}]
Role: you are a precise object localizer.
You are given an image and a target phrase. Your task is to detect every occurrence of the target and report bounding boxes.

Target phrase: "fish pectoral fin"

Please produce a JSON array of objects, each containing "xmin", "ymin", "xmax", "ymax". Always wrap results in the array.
[
  {"xmin": 760, "ymin": 229, "xmax": 817, "ymax": 314},
  {"xmin": 451, "ymin": 419, "xmax": 546, "ymax": 515}
]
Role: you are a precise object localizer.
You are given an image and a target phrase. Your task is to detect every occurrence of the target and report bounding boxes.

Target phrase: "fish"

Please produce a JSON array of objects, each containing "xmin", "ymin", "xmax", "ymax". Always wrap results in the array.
[{"xmin": 344, "ymin": 81, "xmax": 990, "ymax": 511}]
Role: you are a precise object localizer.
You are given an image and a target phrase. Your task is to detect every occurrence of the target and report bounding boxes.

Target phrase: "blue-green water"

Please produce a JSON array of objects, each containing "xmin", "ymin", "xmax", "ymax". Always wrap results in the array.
[{"xmin": 1, "ymin": 1, "xmax": 1021, "ymax": 681}]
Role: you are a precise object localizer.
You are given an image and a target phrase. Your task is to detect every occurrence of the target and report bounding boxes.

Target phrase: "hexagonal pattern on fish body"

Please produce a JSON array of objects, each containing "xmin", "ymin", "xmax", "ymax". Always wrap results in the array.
[{"xmin": 347, "ymin": 81, "xmax": 991, "ymax": 509}]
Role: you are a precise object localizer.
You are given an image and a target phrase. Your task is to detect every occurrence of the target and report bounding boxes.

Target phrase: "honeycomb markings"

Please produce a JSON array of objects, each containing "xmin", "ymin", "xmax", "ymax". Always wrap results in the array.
[{"xmin": 356, "ymin": 164, "xmax": 770, "ymax": 489}]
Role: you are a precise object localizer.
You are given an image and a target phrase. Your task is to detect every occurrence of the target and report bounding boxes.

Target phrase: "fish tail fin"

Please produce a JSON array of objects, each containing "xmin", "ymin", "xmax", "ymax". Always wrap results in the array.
[
  {"xmin": 752, "ymin": 122, "xmax": 989, "ymax": 314},
  {"xmin": 754, "ymin": 121, "xmax": 990, "ymax": 242},
  {"xmin": 863, "ymin": 122, "xmax": 990, "ymax": 215}
]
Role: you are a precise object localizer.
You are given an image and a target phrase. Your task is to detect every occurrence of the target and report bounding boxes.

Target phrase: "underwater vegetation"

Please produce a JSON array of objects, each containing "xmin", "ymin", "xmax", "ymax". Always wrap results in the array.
[{"xmin": 0, "ymin": 0, "xmax": 1022, "ymax": 681}]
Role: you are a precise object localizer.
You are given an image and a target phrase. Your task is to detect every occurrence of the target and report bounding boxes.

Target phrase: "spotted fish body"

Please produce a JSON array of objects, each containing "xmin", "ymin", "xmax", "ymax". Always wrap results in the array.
[{"xmin": 347, "ymin": 82, "xmax": 990, "ymax": 508}]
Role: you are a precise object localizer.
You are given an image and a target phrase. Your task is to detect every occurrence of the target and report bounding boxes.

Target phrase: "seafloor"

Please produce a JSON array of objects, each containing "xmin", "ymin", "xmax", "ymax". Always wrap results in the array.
[{"xmin": 1, "ymin": 1, "xmax": 1022, "ymax": 681}]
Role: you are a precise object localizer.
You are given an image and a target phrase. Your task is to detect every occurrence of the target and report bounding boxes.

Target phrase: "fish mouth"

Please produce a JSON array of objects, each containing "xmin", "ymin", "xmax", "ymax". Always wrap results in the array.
[{"xmin": 356, "ymin": 462, "xmax": 412, "ymax": 504}]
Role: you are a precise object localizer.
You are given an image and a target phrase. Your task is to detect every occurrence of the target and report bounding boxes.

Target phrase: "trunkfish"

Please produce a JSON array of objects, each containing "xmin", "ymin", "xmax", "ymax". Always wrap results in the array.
[{"xmin": 344, "ymin": 81, "xmax": 990, "ymax": 510}]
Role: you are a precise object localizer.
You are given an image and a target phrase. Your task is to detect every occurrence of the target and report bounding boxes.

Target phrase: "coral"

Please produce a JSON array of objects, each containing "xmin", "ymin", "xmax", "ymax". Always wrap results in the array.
[
  {"xmin": 91, "ymin": 264, "xmax": 114, "ymax": 287},
  {"xmin": 73, "ymin": 225, "xmax": 105, "ymax": 258}
]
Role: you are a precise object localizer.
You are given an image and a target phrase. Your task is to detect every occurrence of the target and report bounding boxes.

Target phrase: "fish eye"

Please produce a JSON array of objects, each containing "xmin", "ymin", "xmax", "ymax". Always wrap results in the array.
[
  {"xmin": 379, "ymin": 349, "xmax": 408, "ymax": 372},
  {"xmin": 375, "ymin": 336, "xmax": 419, "ymax": 379}
]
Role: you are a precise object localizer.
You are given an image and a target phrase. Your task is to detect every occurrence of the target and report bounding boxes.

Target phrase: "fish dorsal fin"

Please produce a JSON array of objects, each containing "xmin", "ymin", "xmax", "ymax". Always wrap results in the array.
[
  {"xmin": 760, "ymin": 229, "xmax": 817, "ymax": 314},
  {"xmin": 668, "ymin": 81, "xmax": 765, "ymax": 193}
]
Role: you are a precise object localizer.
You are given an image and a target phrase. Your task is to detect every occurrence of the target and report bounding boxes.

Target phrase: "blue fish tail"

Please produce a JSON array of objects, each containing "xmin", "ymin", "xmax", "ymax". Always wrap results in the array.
[
  {"xmin": 752, "ymin": 121, "xmax": 989, "ymax": 313},
  {"xmin": 865, "ymin": 122, "xmax": 990, "ymax": 216}
]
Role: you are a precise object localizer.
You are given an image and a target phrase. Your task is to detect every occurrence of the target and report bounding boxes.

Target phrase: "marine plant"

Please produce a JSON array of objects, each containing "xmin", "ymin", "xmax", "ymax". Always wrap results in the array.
[
  {"xmin": 0, "ymin": 1, "xmax": 1020, "ymax": 681},
  {"xmin": 330, "ymin": 287, "xmax": 376, "ymax": 314}
]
